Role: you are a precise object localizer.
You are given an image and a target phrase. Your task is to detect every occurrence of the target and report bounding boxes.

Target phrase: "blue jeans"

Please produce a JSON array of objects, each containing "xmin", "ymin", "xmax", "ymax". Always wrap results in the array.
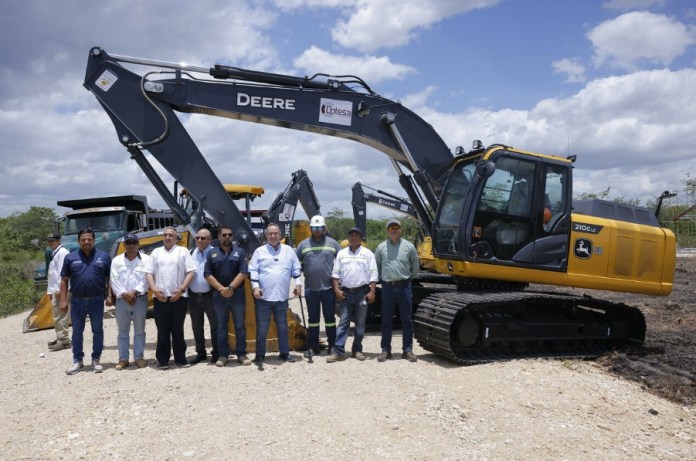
[
  {"xmin": 304, "ymin": 288, "xmax": 337, "ymax": 351},
  {"xmin": 333, "ymin": 286, "xmax": 369, "ymax": 356},
  {"xmin": 380, "ymin": 282, "xmax": 413, "ymax": 353},
  {"xmin": 214, "ymin": 290, "xmax": 247, "ymax": 358},
  {"xmin": 70, "ymin": 296, "xmax": 105, "ymax": 363},
  {"xmin": 255, "ymin": 299, "xmax": 289, "ymax": 358},
  {"xmin": 114, "ymin": 296, "xmax": 148, "ymax": 361}
]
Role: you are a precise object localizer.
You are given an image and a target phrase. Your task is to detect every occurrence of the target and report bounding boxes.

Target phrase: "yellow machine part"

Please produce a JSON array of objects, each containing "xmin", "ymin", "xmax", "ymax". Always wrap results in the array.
[
  {"xmin": 435, "ymin": 213, "xmax": 676, "ymax": 296},
  {"xmin": 293, "ymin": 220, "xmax": 311, "ymax": 245},
  {"xmin": 417, "ymin": 236, "xmax": 436, "ymax": 271},
  {"xmin": 22, "ymin": 293, "xmax": 55, "ymax": 333}
]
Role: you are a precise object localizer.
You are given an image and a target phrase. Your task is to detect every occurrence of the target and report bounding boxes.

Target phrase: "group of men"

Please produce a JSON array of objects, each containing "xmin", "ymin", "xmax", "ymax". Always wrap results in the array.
[{"xmin": 47, "ymin": 215, "xmax": 420, "ymax": 375}]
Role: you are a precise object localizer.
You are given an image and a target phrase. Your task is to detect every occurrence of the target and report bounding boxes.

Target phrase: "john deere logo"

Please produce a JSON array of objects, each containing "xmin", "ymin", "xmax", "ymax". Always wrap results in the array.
[{"xmin": 574, "ymin": 238, "xmax": 592, "ymax": 259}]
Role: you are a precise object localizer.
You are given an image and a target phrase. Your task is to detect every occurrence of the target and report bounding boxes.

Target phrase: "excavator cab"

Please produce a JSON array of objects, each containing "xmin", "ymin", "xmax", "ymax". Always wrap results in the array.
[{"xmin": 433, "ymin": 147, "xmax": 572, "ymax": 271}]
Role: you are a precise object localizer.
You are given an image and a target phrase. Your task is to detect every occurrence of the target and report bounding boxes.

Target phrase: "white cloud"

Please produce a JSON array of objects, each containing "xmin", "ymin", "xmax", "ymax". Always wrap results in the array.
[
  {"xmin": 400, "ymin": 67, "xmax": 696, "ymax": 204},
  {"xmin": 588, "ymin": 11, "xmax": 696, "ymax": 70},
  {"xmin": 293, "ymin": 46, "xmax": 416, "ymax": 83},
  {"xmin": 331, "ymin": 0, "xmax": 499, "ymax": 53},
  {"xmin": 552, "ymin": 58, "xmax": 586, "ymax": 83},
  {"xmin": 602, "ymin": 0, "xmax": 667, "ymax": 10}
]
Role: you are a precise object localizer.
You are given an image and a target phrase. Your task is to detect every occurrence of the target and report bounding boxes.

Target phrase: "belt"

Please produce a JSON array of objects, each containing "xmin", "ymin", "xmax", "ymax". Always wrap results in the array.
[
  {"xmin": 73, "ymin": 295, "xmax": 102, "ymax": 301},
  {"xmin": 189, "ymin": 291, "xmax": 211, "ymax": 295},
  {"xmin": 383, "ymin": 279, "xmax": 409, "ymax": 286},
  {"xmin": 342, "ymin": 285, "xmax": 368, "ymax": 292}
]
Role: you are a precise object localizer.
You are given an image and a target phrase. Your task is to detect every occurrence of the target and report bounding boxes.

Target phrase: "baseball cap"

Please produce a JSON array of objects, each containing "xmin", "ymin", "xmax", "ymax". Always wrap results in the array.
[
  {"xmin": 386, "ymin": 219, "xmax": 401, "ymax": 228},
  {"xmin": 347, "ymin": 227, "xmax": 363, "ymax": 237},
  {"xmin": 124, "ymin": 233, "xmax": 139, "ymax": 243},
  {"xmin": 46, "ymin": 233, "xmax": 61, "ymax": 240}
]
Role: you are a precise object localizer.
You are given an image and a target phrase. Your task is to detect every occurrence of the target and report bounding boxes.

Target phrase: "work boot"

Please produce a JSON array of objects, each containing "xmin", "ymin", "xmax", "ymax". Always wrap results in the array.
[
  {"xmin": 401, "ymin": 351, "xmax": 417, "ymax": 362},
  {"xmin": 253, "ymin": 355, "xmax": 264, "ymax": 371},
  {"xmin": 304, "ymin": 348, "xmax": 319, "ymax": 359},
  {"xmin": 47, "ymin": 339, "xmax": 58, "ymax": 346},
  {"xmin": 326, "ymin": 354, "xmax": 339, "ymax": 363},
  {"xmin": 216, "ymin": 357, "xmax": 228, "ymax": 367},
  {"xmin": 91, "ymin": 359, "xmax": 103, "ymax": 373},
  {"xmin": 352, "ymin": 351, "xmax": 366, "ymax": 361},
  {"xmin": 49, "ymin": 341, "xmax": 71, "ymax": 352},
  {"xmin": 377, "ymin": 351, "xmax": 392, "ymax": 362},
  {"xmin": 135, "ymin": 359, "xmax": 147, "ymax": 368},
  {"xmin": 115, "ymin": 360, "xmax": 129, "ymax": 370},
  {"xmin": 237, "ymin": 355, "xmax": 251, "ymax": 366},
  {"xmin": 66, "ymin": 361, "xmax": 84, "ymax": 375}
]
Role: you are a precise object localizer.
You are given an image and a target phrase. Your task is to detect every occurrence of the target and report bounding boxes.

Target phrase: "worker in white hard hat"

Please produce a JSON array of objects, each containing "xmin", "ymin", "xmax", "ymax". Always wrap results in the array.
[{"xmin": 295, "ymin": 215, "xmax": 341, "ymax": 356}]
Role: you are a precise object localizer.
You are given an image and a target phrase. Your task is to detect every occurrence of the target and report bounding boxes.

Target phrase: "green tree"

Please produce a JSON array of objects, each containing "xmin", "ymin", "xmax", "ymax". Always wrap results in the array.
[{"xmin": 0, "ymin": 207, "xmax": 58, "ymax": 317}]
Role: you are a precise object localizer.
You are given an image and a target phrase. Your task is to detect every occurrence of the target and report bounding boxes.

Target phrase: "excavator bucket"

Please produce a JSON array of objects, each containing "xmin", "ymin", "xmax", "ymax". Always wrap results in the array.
[
  {"xmin": 226, "ymin": 279, "xmax": 307, "ymax": 352},
  {"xmin": 23, "ymin": 293, "xmax": 56, "ymax": 333}
]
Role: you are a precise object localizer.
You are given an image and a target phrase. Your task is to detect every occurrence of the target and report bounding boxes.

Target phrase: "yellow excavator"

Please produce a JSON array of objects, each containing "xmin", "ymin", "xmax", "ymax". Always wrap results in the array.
[{"xmin": 83, "ymin": 47, "xmax": 675, "ymax": 362}]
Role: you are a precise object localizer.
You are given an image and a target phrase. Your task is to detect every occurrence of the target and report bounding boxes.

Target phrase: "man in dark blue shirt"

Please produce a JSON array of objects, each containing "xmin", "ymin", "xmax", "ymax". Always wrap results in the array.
[
  {"xmin": 60, "ymin": 228, "xmax": 112, "ymax": 375},
  {"xmin": 204, "ymin": 225, "xmax": 250, "ymax": 367}
]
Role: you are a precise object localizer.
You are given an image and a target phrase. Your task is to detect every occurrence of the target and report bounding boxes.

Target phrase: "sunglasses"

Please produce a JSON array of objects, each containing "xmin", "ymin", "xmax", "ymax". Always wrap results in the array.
[
  {"xmin": 220, "ymin": 233, "xmax": 233, "ymax": 237},
  {"xmin": 387, "ymin": 225, "xmax": 401, "ymax": 230},
  {"xmin": 310, "ymin": 226, "xmax": 323, "ymax": 231}
]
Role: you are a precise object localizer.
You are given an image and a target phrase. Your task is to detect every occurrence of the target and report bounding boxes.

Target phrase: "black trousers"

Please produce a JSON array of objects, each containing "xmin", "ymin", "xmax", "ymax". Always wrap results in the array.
[
  {"xmin": 188, "ymin": 291, "xmax": 218, "ymax": 359},
  {"xmin": 154, "ymin": 297, "xmax": 188, "ymax": 365}
]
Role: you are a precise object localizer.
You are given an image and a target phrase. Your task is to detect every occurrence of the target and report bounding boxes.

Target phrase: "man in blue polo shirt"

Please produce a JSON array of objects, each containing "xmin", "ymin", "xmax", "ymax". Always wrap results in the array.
[
  {"xmin": 204, "ymin": 225, "xmax": 249, "ymax": 367},
  {"xmin": 60, "ymin": 228, "xmax": 113, "ymax": 375}
]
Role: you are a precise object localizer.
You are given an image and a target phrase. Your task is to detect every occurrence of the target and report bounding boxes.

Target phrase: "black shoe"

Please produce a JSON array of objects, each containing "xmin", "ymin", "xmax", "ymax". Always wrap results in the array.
[
  {"xmin": 253, "ymin": 355, "xmax": 265, "ymax": 370},
  {"xmin": 47, "ymin": 339, "xmax": 58, "ymax": 347},
  {"xmin": 377, "ymin": 351, "xmax": 392, "ymax": 362},
  {"xmin": 279, "ymin": 353, "xmax": 296, "ymax": 363},
  {"xmin": 175, "ymin": 361, "xmax": 191, "ymax": 368},
  {"xmin": 188, "ymin": 355, "xmax": 206, "ymax": 365},
  {"xmin": 209, "ymin": 356, "xmax": 219, "ymax": 364}
]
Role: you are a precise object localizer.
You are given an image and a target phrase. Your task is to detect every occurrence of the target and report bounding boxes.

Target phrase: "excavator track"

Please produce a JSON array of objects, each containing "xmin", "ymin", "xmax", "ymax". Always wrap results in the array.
[{"xmin": 413, "ymin": 291, "xmax": 645, "ymax": 365}]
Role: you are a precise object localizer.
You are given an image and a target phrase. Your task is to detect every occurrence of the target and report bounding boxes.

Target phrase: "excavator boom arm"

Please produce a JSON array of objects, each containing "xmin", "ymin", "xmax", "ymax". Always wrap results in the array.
[{"xmin": 83, "ymin": 47, "xmax": 454, "ymax": 243}]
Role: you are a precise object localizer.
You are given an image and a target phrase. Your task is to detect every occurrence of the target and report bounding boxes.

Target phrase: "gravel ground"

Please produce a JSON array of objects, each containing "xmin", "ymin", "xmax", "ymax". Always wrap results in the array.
[{"xmin": 2, "ymin": 296, "xmax": 695, "ymax": 460}]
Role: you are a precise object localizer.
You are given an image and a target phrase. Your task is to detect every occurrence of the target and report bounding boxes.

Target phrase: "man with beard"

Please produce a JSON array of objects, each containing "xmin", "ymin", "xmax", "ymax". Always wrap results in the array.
[
  {"xmin": 60, "ymin": 228, "xmax": 112, "ymax": 375},
  {"xmin": 205, "ymin": 225, "xmax": 250, "ymax": 367}
]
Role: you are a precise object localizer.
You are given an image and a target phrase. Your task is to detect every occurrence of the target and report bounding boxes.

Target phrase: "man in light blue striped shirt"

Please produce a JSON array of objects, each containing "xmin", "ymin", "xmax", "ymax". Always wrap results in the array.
[{"xmin": 249, "ymin": 223, "xmax": 303, "ymax": 369}]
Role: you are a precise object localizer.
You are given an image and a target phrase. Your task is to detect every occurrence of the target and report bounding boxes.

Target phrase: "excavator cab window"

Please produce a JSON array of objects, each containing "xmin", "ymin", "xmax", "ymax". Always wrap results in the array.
[
  {"xmin": 433, "ymin": 159, "xmax": 476, "ymax": 256},
  {"xmin": 474, "ymin": 156, "xmax": 537, "ymax": 260}
]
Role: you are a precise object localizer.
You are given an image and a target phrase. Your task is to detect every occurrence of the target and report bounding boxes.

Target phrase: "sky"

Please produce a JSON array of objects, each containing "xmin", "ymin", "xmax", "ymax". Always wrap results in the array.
[{"xmin": 1, "ymin": 0, "xmax": 696, "ymax": 221}]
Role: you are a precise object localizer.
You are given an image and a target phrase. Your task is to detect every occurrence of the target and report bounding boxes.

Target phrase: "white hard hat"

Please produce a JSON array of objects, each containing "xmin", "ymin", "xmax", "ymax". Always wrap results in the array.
[{"xmin": 310, "ymin": 215, "xmax": 325, "ymax": 227}]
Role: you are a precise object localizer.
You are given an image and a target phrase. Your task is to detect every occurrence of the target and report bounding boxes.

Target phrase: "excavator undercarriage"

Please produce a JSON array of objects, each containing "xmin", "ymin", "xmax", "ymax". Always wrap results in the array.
[{"xmin": 414, "ymin": 290, "xmax": 645, "ymax": 364}]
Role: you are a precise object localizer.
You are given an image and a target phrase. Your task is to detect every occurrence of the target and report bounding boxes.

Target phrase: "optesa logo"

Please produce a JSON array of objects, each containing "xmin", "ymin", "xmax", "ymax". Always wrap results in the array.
[
  {"xmin": 321, "ymin": 104, "xmax": 351, "ymax": 117},
  {"xmin": 318, "ymin": 98, "xmax": 353, "ymax": 127}
]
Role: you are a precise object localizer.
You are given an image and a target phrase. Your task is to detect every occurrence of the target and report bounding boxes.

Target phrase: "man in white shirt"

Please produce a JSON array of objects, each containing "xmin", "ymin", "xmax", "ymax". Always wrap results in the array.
[
  {"xmin": 144, "ymin": 227, "xmax": 197, "ymax": 369},
  {"xmin": 249, "ymin": 223, "xmax": 303, "ymax": 370},
  {"xmin": 329, "ymin": 227, "xmax": 378, "ymax": 363},
  {"xmin": 109, "ymin": 233, "xmax": 150, "ymax": 369},
  {"xmin": 46, "ymin": 233, "xmax": 71, "ymax": 352}
]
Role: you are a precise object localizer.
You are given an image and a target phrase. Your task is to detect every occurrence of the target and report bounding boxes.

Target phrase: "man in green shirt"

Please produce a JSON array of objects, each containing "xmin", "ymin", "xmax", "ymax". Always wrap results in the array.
[{"xmin": 374, "ymin": 219, "xmax": 420, "ymax": 362}]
